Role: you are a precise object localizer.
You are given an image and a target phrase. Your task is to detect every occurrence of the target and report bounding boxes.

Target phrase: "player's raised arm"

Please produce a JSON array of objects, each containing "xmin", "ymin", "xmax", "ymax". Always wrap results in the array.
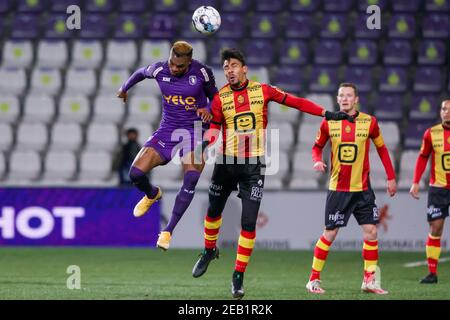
[
  {"xmin": 369, "ymin": 116, "xmax": 397, "ymax": 197},
  {"xmin": 410, "ymin": 129, "xmax": 433, "ymax": 199},
  {"xmin": 312, "ymin": 119, "xmax": 330, "ymax": 173},
  {"xmin": 117, "ymin": 64, "xmax": 156, "ymax": 102},
  {"xmin": 197, "ymin": 66, "xmax": 218, "ymax": 122}
]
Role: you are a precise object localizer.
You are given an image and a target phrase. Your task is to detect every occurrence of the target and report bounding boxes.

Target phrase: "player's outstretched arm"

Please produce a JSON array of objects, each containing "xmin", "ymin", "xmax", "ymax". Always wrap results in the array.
[{"xmin": 117, "ymin": 66, "xmax": 149, "ymax": 103}]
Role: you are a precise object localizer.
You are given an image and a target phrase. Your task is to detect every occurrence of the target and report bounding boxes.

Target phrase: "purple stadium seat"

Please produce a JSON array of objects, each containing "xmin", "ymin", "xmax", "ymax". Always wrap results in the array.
[
  {"xmin": 314, "ymin": 40, "xmax": 343, "ymax": 65},
  {"xmin": 379, "ymin": 67, "xmax": 408, "ymax": 93},
  {"xmin": 256, "ymin": 0, "xmax": 286, "ymax": 12},
  {"xmin": 153, "ymin": 0, "xmax": 183, "ymax": 13},
  {"xmin": 418, "ymin": 40, "xmax": 446, "ymax": 65},
  {"xmin": 354, "ymin": 15, "xmax": 383, "ymax": 39},
  {"xmin": 279, "ymin": 40, "xmax": 309, "ymax": 65},
  {"xmin": 320, "ymin": 14, "xmax": 348, "ymax": 39},
  {"xmin": 413, "ymin": 67, "xmax": 443, "ymax": 93},
  {"xmin": 410, "ymin": 95, "xmax": 440, "ymax": 120},
  {"xmin": 79, "ymin": 14, "xmax": 108, "ymax": 39},
  {"xmin": 392, "ymin": 0, "xmax": 421, "ymax": 12},
  {"xmin": 222, "ymin": 0, "xmax": 253, "ymax": 12},
  {"xmin": 372, "ymin": 94, "xmax": 405, "ymax": 122},
  {"xmin": 357, "ymin": 0, "xmax": 388, "ymax": 11},
  {"xmin": 250, "ymin": 14, "xmax": 278, "ymax": 39},
  {"xmin": 17, "ymin": 0, "xmax": 46, "ymax": 13},
  {"xmin": 285, "ymin": 14, "xmax": 313, "ymax": 39},
  {"xmin": 423, "ymin": 14, "xmax": 450, "ymax": 39},
  {"xmin": 404, "ymin": 120, "xmax": 437, "ymax": 149},
  {"xmin": 118, "ymin": 0, "xmax": 147, "ymax": 13},
  {"xmin": 0, "ymin": 0, "xmax": 13, "ymax": 13},
  {"xmin": 146, "ymin": 14, "xmax": 177, "ymax": 39},
  {"xmin": 244, "ymin": 40, "xmax": 274, "ymax": 66},
  {"xmin": 324, "ymin": 0, "xmax": 354, "ymax": 12},
  {"xmin": 114, "ymin": 15, "xmax": 143, "ymax": 40},
  {"xmin": 356, "ymin": 93, "xmax": 371, "ymax": 114},
  {"xmin": 188, "ymin": 0, "xmax": 220, "ymax": 11},
  {"xmin": 309, "ymin": 66, "xmax": 340, "ymax": 93},
  {"xmin": 209, "ymin": 39, "xmax": 239, "ymax": 66},
  {"xmin": 344, "ymin": 67, "xmax": 373, "ymax": 93},
  {"xmin": 217, "ymin": 14, "xmax": 246, "ymax": 39},
  {"xmin": 11, "ymin": 14, "xmax": 40, "ymax": 40},
  {"xmin": 272, "ymin": 66, "xmax": 303, "ymax": 93},
  {"xmin": 426, "ymin": 0, "xmax": 449, "ymax": 12},
  {"xmin": 85, "ymin": 0, "xmax": 114, "ymax": 13},
  {"xmin": 348, "ymin": 40, "xmax": 377, "ymax": 65},
  {"xmin": 49, "ymin": 0, "xmax": 82, "ymax": 12},
  {"xmin": 289, "ymin": 0, "xmax": 321, "ymax": 12},
  {"xmin": 383, "ymin": 40, "xmax": 413, "ymax": 66},
  {"xmin": 44, "ymin": 14, "xmax": 74, "ymax": 40},
  {"xmin": 388, "ymin": 14, "xmax": 416, "ymax": 39}
]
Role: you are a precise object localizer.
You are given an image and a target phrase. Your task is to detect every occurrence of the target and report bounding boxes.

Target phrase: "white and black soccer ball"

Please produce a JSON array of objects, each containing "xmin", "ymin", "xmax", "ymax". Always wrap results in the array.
[{"xmin": 192, "ymin": 6, "xmax": 221, "ymax": 35}]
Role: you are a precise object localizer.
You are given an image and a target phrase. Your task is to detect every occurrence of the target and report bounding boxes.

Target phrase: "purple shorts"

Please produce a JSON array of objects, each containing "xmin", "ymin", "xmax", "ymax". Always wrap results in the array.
[{"xmin": 144, "ymin": 124, "xmax": 207, "ymax": 163}]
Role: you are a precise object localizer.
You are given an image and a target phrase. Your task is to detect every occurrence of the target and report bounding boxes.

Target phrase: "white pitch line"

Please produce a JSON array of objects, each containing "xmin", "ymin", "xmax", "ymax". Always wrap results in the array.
[{"xmin": 403, "ymin": 257, "xmax": 450, "ymax": 268}]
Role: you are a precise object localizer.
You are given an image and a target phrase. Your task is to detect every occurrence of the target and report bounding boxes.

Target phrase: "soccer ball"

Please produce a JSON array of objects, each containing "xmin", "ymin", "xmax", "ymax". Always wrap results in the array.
[{"xmin": 192, "ymin": 6, "xmax": 221, "ymax": 35}]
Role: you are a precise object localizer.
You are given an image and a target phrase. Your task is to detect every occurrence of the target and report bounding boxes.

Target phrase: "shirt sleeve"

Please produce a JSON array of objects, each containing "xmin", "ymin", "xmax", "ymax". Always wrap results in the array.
[
  {"xmin": 413, "ymin": 129, "xmax": 432, "ymax": 184},
  {"xmin": 312, "ymin": 119, "xmax": 329, "ymax": 163},
  {"xmin": 120, "ymin": 63, "xmax": 160, "ymax": 92},
  {"xmin": 201, "ymin": 66, "xmax": 219, "ymax": 102},
  {"xmin": 205, "ymin": 93, "xmax": 223, "ymax": 145}
]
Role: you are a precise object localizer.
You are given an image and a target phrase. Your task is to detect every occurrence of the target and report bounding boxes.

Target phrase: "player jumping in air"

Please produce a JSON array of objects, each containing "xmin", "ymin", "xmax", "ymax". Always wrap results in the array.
[
  {"xmin": 191, "ymin": 48, "xmax": 352, "ymax": 299},
  {"xmin": 410, "ymin": 99, "xmax": 450, "ymax": 284},
  {"xmin": 117, "ymin": 41, "xmax": 218, "ymax": 251},
  {"xmin": 305, "ymin": 83, "xmax": 397, "ymax": 295}
]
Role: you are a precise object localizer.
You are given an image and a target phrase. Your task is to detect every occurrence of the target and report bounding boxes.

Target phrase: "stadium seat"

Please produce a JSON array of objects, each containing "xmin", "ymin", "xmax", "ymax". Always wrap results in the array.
[
  {"xmin": 409, "ymin": 95, "xmax": 440, "ymax": 120},
  {"xmin": 222, "ymin": 0, "xmax": 253, "ymax": 12},
  {"xmin": 190, "ymin": 40, "xmax": 207, "ymax": 64},
  {"xmin": 16, "ymin": 122, "xmax": 48, "ymax": 152},
  {"xmin": 79, "ymin": 14, "xmax": 109, "ymax": 39},
  {"xmin": 320, "ymin": 14, "xmax": 348, "ymax": 39},
  {"xmin": 153, "ymin": 0, "xmax": 183, "ymax": 12},
  {"xmin": 1, "ymin": 40, "xmax": 33, "ymax": 68},
  {"xmin": 369, "ymin": 149, "xmax": 395, "ymax": 190},
  {"xmin": 388, "ymin": 14, "xmax": 416, "ymax": 39},
  {"xmin": 49, "ymin": 0, "xmax": 82, "ymax": 12},
  {"xmin": 85, "ymin": 0, "xmax": 114, "ymax": 13},
  {"xmin": 256, "ymin": 0, "xmax": 286, "ymax": 12},
  {"xmin": 265, "ymin": 151, "xmax": 289, "ymax": 179},
  {"xmin": 146, "ymin": 14, "xmax": 177, "ymax": 39},
  {"xmin": 379, "ymin": 67, "xmax": 408, "ymax": 93},
  {"xmin": 314, "ymin": 40, "xmax": 343, "ymax": 65},
  {"xmin": 65, "ymin": 68, "xmax": 97, "ymax": 96},
  {"xmin": 357, "ymin": 0, "xmax": 388, "ymax": 11},
  {"xmin": 216, "ymin": 14, "xmax": 246, "ymax": 40},
  {"xmin": 297, "ymin": 122, "xmax": 321, "ymax": 151},
  {"xmin": 392, "ymin": 0, "xmax": 421, "ymax": 12},
  {"xmin": 0, "ymin": 152, "xmax": 5, "ymax": 179},
  {"xmin": 372, "ymin": 93, "xmax": 404, "ymax": 122},
  {"xmin": 105, "ymin": 40, "xmax": 137, "ymax": 68},
  {"xmin": 378, "ymin": 121, "xmax": 400, "ymax": 151},
  {"xmin": 0, "ymin": 96, "xmax": 20, "ymax": 124},
  {"xmin": 122, "ymin": 122, "xmax": 154, "ymax": 147},
  {"xmin": 266, "ymin": 121, "xmax": 295, "ymax": 151},
  {"xmin": 290, "ymin": 150, "xmax": 320, "ymax": 189},
  {"xmin": 356, "ymin": 93, "xmax": 372, "ymax": 114},
  {"xmin": 323, "ymin": 0, "xmax": 354, "ymax": 12},
  {"xmin": 93, "ymin": 95, "xmax": 125, "ymax": 124},
  {"xmin": 7, "ymin": 150, "xmax": 41, "ymax": 181},
  {"xmin": 78, "ymin": 150, "xmax": 113, "ymax": 182},
  {"xmin": 250, "ymin": 14, "xmax": 278, "ymax": 39},
  {"xmin": 36, "ymin": 40, "xmax": 68, "ymax": 69},
  {"xmin": 289, "ymin": 0, "xmax": 321, "ymax": 12},
  {"xmin": 0, "ymin": 68, "xmax": 27, "ymax": 96},
  {"xmin": 0, "ymin": 0, "xmax": 12, "ymax": 13},
  {"xmin": 85, "ymin": 122, "xmax": 119, "ymax": 152},
  {"xmin": 43, "ymin": 150, "xmax": 77, "ymax": 181},
  {"xmin": 44, "ymin": 15, "xmax": 74, "ymax": 40},
  {"xmin": 11, "ymin": 14, "xmax": 40, "ymax": 40},
  {"xmin": 140, "ymin": 40, "xmax": 171, "ymax": 66},
  {"xmin": 309, "ymin": 66, "xmax": 340, "ymax": 93},
  {"xmin": 279, "ymin": 40, "xmax": 309, "ymax": 66},
  {"xmin": 303, "ymin": 93, "xmax": 334, "ymax": 124},
  {"xmin": 50, "ymin": 122, "xmax": 83, "ymax": 152},
  {"xmin": 30, "ymin": 68, "xmax": 62, "ymax": 96},
  {"xmin": 383, "ymin": 40, "xmax": 413, "ymax": 66},
  {"xmin": 271, "ymin": 66, "xmax": 303, "ymax": 93},
  {"xmin": 354, "ymin": 15, "xmax": 383, "ymax": 39},
  {"xmin": 17, "ymin": 0, "xmax": 46, "ymax": 13},
  {"xmin": 343, "ymin": 67, "xmax": 373, "ymax": 93},
  {"xmin": 22, "ymin": 94, "xmax": 55, "ymax": 124},
  {"xmin": 425, "ymin": 0, "xmax": 449, "ymax": 12},
  {"xmin": 348, "ymin": 40, "xmax": 378, "ymax": 65},
  {"xmin": 58, "ymin": 94, "xmax": 90, "ymax": 123},
  {"xmin": 417, "ymin": 40, "xmax": 446, "ymax": 65},
  {"xmin": 422, "ymin": 14, "xmax": 450, "ymax": 39},
  {"xmin": 127, "ymin": 95, "xmax": 161, "ymax": 125},
  {"xmin": 113, "ymin": 15, "xmax": 143, "ymax": 40},
  {"xmin": 247, "ymin": 66, "xmax": 269, "ymax": 84},
  {"xmin": 209, "ymin": 39, "xmax": 239, "ymax": 66},
  {"xmin": 72, "ymin": 40, "xmax": 103, "ymax": 69},
  {"xmin": 398, "ymin": 150, "xmax": 422, "ymax": 189},
  {"xmin": 413, "ymin": 67, "xmax": 443, "ymax": 93},
  {"xmin": 212, "ymin": 67, "xmax": 227, "ymax": 88},
  {"xmin": 118, "ymin": 0, "xmax": 147, "ymax": 12},
  {"xmin": 403, "ymin": 120, "xmax": 436, "ymax": 150},
  {"xmin": 99, "ymin": 67, "xmax": 130, "ymax": 94},
  {"xmin": 285, "ymin": 14, "xmax": 314, "ymax": 39},
  {"xmin": 0, "ymin": 123, "xmax": 13, "ymax": 152}
]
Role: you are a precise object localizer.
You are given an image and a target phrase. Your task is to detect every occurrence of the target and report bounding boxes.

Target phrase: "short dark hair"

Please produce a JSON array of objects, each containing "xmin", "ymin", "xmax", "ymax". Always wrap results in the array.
[
  {"xmin": 339, "ymin": 83, "xmax": 358, "ymax": 96},
  {"xmin": 221, "ymin": 48, "xmax": 246, "ymax": 66},
  {"xmin": 126, "ymin": 128, "xmax": 138, "ymax": 135}
]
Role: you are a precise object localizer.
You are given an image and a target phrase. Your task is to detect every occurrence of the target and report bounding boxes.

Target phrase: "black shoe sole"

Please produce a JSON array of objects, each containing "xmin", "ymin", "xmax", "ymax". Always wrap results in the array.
[
  {"xmin": 192, "ymin": 250, "xmax": 219, "ymax": 278},
  {"xmin": 232, "ymin": 292, "xmax": 245, "ymax": 299}
]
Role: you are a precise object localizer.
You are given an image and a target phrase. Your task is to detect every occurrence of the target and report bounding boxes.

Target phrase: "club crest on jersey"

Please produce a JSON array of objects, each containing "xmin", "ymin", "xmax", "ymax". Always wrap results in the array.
[
  {"xmin": 189, "ymin": 75, "xmax": 197, "ymax": 85},
  {"xmin": 345, "ymin": 125, "xmax": 352, "ymax": 133},
  {"xmin": 237, "ymin": 95, "xmax": 245, "ymax": 104}
]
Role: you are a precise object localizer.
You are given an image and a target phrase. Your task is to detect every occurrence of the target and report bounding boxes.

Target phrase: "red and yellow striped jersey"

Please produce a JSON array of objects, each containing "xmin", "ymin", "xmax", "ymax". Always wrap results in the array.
[
  {"xmin": 313, "ymin": 112, "xmax": 396, "ymax": 192},
  {"xmin": 414, "ymin": 124, "xmax": 450, "ymax": 189}
]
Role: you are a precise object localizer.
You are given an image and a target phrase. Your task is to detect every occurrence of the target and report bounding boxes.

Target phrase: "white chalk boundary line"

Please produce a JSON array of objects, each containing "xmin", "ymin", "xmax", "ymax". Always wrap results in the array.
[{"xmin": 403, "ymin": 256, "xmax": 450, "ymax": 268}]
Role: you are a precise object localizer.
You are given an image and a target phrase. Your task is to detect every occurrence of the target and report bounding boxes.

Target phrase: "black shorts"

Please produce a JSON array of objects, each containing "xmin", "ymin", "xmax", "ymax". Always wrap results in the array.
[
  {"xmin": 427, "ymin": 186, "xmax": 450, "ymax": 222},
  {"xmin": 324, "ymin": 188, "xmax": 379, "ymax": 230}
]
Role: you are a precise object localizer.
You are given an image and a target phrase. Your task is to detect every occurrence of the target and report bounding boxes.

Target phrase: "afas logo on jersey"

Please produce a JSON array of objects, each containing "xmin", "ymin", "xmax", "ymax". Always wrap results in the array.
[{"xmin": 164, "ymin": 95, "xmax": 196, "ymax": 106}]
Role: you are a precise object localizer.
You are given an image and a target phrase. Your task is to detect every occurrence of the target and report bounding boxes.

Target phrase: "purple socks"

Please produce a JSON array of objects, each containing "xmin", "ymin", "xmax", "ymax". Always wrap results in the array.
[{"xmin": 129, "ymin": 166, "xmax": 159, "ymax": 199}]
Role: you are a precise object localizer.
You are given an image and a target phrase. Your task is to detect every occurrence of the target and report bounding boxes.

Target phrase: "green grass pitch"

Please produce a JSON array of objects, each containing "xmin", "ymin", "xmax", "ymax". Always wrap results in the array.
[{"xmin": 0, "ymin": 247, "xmax": 449, "ymax": 300}]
